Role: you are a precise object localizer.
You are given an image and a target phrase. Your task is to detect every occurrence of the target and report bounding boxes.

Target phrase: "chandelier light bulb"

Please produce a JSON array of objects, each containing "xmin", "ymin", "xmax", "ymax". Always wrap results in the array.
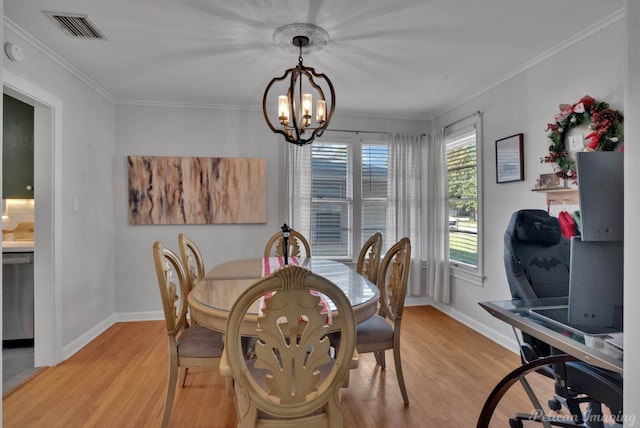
[
  {"xmin": 316, "ymin": 100, "xmax": 326, "ymax": 123},
  {"xmin": 278, "ymin": 95, "xmax": 289, "ymax": 125}
]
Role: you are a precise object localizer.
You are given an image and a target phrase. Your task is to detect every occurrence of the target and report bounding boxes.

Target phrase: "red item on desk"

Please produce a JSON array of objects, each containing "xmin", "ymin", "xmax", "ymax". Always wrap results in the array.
[{"xmin": 558, "ymin": 211, "xmax": 578, "ymax": 238}]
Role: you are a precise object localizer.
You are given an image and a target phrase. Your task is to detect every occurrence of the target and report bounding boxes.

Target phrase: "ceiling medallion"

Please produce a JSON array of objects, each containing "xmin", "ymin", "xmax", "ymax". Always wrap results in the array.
[
  {"xmin": 272, "ymin": 23, "xmax": 330, "ymax": 54},
  {"xmin": 263, "ymin": 23, "xmax": 335, "ymax": 146}
]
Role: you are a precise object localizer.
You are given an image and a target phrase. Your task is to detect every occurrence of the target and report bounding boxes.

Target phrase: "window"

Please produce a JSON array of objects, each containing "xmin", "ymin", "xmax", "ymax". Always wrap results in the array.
[
  {"xmin": 310, "ymin": 138, "xmax": 389, "ymax": 258},
  {"xmin": 446, "ymin": 123, "xmax": 481, "ymax": 273},
  {"xmin": 311, "ymin": 143, "xmax": 350, "ymax": 256}
]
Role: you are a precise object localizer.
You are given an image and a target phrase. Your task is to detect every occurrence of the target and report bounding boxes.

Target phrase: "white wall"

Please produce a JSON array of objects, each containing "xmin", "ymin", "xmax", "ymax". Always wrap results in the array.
[
  {"xmin": 3, "ymin": 24, "xmax": 116, "ymax": 347},
  {"xmin": 624, "ymin": 0, "xmax": 640, "ymax": 421},
  {"xmin": 112, "ymin": 105, "xmax": 426, "ymax": 316},
  {"xmin": 1, "ymin": 1, "xmax": 4, "ymax": 423},
  {"xmin": 434, "ymin": 20, "xmax": 625, "ymax": 343},
  {"xmin": 4, "ymin": 7, "xmax": 637, "ymax": 420}
]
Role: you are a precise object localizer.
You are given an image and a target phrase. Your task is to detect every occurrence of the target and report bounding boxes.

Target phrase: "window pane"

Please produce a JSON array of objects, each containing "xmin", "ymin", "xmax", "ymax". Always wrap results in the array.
[
  {"xmin": 307, "ymin": 139, "xmax": 389, "ymax": 259},
  {"xmin": 312, "ymin": 144, "xmax": 348, "ymax": 198},
  {"xmin": 362, "ymin": 200, "xmax": 386, "ymax": 246},
  {"xmin": 362, "ymin": 144, "xmax": 388, "ymax": 198},
  {"xmin": 311, "ymin": 143, "xmax": 350, "ymax": 257},
  {"xmin": 447, "ymin": 130, "xmax": 478, "ymax": 268},
  {"xmin": 447, "ymin": 138, "xmax": 477, "ymax": 199},
  {"xmin": 362, "ymin": 144, "xmax": 388, "ymax": 247},
  {"xmin": 311, "ymin": 201, "xmax": 349, "ymax": 257},
  {"xmin": 448, "ymin": 200, "xmax": 477, "ymax": 266}
]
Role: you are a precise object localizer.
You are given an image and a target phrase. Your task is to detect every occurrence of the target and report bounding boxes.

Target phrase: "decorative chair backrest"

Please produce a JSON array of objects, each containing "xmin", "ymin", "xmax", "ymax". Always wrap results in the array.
[
  {"xmin": 356, "ymin": 232, "xmax": 383, "ymax": 284},
  {"xmin": 178, "ymin": 233, "xmax": 205, "ymax": 294},
  {"xmin": 225, "ymin": 264, "xmax": 356, "ymax": 419},
  {"xmin": 377, "ymin": 237, "xmax": 411, "ymax": 322},
  {"xmin": 263, "ymin": 228, "xmax": 312, "ymax": 258},
  {"xmin": 153, "ymin": 241, "xmax": 189, "ymax": 336}
]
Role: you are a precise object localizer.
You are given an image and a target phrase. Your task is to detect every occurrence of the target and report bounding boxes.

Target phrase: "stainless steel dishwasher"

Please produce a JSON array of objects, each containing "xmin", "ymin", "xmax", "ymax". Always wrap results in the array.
[{"xmin": 2, "ymin": 251, "xmax": 34, "ymax": 345}]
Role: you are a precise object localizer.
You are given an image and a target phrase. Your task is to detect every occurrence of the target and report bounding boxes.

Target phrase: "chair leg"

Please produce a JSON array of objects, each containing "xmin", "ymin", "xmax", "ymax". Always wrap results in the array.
[
  {"xmin": 162, "ymin": 361, "xmax": 178, "ymax": 428},
  {"xmin": 393, "ymin": 346, "xmax": 409, "ymax": 406},
  {"xmin": 375, "ymin": 350, "xmax": 386, "ymax": 369},
  {"xmin": 179, "ymin": 367, "xmax": 187, "ymax": 387}
]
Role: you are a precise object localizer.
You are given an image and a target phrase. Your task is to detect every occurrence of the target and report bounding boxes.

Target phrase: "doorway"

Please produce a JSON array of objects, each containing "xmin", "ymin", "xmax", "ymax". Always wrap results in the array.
[{"xmin": 3, "ymin": 70, "xmax": 63, "ymax": 372}]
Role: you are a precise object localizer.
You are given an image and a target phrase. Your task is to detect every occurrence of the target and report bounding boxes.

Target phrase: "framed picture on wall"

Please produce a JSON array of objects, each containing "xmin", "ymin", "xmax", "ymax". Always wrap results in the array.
[
  {"xmin": 535, "ymin": 172, "xmax": 563, "ymax": 190},
  {"xmin": 495, "ymin": 133, "xmax": 524, "ymax": 183}
]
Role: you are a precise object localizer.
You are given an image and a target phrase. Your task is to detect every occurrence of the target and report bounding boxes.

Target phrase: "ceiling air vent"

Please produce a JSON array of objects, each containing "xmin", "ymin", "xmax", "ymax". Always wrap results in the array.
[{"xmin": 44, "ymin": 12, "xmax": 107, "ymax": 40}]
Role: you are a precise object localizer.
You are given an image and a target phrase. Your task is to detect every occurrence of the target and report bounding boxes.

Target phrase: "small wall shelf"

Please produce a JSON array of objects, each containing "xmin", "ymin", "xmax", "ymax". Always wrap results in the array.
[{"xmin": 531, "ymin": 188, "xmax": 579, "ymax": 212}]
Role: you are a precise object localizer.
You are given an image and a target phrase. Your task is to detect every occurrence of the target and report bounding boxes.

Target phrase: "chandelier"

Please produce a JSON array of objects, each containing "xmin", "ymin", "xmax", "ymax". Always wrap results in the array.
[{"xmin": 262, "ymin": 24, "xmax": 335, "ymax": 146}]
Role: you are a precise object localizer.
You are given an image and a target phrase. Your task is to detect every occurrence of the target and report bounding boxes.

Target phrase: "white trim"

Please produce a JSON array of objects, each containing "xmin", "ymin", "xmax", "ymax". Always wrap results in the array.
[
  {"xmin": 60, "ymin": 305, "xmax": 520, "ymax": 362},
  {"xmin": 5, "ymin": 9, "xmax": 623, "ymax": 121},
  {"xmin": 116, "ymin": 311, "xmax": 164, "ymax": 322},
  {"xmin": 438, "ymin": 10, "xmax": 624, "ymax": 118},
  {"xmin": 4, "ymin": 18, "xmax": 115, "ymax": 104},
  {"xmin": 121, "ymin": 99, "xmax": 431, "ymax": 120},
  {"xmin": 3, "ymin": 70, "xmax": 64, "ymax": 366},
  {"xmin": 3, "ymin": 18, "xmax": 431, "ymax": 121},
  {"xmin": 59, "ymin": 312, "xmax": 163, "ymax": 360},
  {"xmin": 446, "ymin": 114, "xmax": 484, "ymax": 281},
  {"xmin": 428, "ymin": 302, "xmax": 520, "ymax": 355},
  {"xmin": 4, "ymin": 18, "xmax": 431, "ymax": 121},
  {"xmin": 62, "ymin": 315, "xmax": 117, "ymax": 361},
  {"xmin": 117, "ymin": 98, "xmax": 263, "ymax": 111},
  {"xmin": 450, "ymin": 267, "xmax": 484, "ymax": 286}
]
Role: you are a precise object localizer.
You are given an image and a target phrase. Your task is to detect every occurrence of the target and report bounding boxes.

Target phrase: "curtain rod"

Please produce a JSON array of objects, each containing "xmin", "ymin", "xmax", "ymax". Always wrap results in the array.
[
  {"xmin": 328, "ymin": 128, "xmax": 428, "ymax": 138},
  {"xmin": 326, "ymin": 128, "xmax": 389, "ymax": 135},
  {"xmin": 445, "ymin": 110, "xmax": 481, "ymax": 130}
]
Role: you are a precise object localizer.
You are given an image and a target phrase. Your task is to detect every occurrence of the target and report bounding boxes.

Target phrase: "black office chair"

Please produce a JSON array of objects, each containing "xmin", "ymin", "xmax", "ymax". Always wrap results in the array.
[{"xmin": 501, "ymin": 209, "xmax": 622, "ymax": 427}]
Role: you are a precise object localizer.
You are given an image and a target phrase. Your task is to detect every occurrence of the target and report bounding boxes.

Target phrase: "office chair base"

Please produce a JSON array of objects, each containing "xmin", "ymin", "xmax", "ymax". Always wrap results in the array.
[
  {"xmin": 509, "ymin": 412, "xmax": 612, "ymax": 428},
  {"xmin": 477, "ymin": 354, "xmax": 622, "ymax": 428},
  {"xmin": 477, "ymin": 354, "xmax": 579, "ymax": 428}
]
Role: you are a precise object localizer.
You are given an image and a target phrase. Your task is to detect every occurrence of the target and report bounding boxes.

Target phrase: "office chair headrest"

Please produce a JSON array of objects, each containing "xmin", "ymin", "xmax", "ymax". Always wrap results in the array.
[{"xmin": 514, "ymin": 211, "xmax": 562, "ymax": 246}]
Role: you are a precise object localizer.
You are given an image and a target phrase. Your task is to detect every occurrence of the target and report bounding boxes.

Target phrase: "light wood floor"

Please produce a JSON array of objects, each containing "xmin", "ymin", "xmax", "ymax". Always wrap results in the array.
[{"xmin": 3, "ymin": 306, "xmax": 554, "ymax": 427}]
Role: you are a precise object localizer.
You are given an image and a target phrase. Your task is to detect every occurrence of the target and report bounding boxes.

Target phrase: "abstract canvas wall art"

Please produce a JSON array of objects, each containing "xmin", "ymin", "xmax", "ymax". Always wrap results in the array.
[{"xmin": 127, "ymin": 155, "xmax": 266, "ymax": 224}]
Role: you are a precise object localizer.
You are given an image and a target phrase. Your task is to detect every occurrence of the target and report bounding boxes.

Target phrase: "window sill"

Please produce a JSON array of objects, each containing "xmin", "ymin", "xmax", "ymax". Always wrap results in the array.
[{"xmin": 450, "ymin": 264, "xmax": 484, "ymax": 286}]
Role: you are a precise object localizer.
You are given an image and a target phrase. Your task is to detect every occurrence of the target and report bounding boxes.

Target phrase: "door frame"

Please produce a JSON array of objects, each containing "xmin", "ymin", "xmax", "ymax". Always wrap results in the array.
[{"xmin": 3, "ymin": 69, "xmax": 63, "ymax": 366}]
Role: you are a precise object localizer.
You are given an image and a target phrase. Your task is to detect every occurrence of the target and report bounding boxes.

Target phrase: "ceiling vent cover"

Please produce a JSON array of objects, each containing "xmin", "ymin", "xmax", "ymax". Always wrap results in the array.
[{"xmin": 44, "ymin": 12, "xmax": 107, "ymax": 40}]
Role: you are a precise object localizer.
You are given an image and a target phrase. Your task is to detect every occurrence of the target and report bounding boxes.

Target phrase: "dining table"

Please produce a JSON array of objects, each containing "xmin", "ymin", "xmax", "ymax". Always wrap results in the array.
[{"xmin": 188, "ymin": 256, "xmax": 380, "ymax": 336}]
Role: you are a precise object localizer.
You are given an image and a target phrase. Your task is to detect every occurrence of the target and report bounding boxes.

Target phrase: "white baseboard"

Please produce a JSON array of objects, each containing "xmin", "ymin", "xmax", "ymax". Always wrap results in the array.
[
  {"xmin": 406, "ymin": 298, "xmax": 519, "ymax": 355},
  {"xmin": 62, "ymin": 313, "xmax": 118, "ymax": 361},
  {"xmin": 61, "ymin": 311, "xmax": 163, "ymax": 362},
  {"xmin": 428, "ymin": 301, "xmax": 520, "ymax": 354},
  {"xmin": 60, "ymin": 305, "xmax": 518, "ymax": 366},
  {"xmin": 116, "ymin": 311, "xmax": 164, "ymax": 322}
]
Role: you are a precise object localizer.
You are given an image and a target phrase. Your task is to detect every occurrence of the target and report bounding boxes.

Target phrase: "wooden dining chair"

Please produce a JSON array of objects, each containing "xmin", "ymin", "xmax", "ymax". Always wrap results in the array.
[
  {"xmin": 153, "ymin": 241, "xmax": 224, "ymax": 428},
  {"xmin": 178, "ymin": 233, "xmax": 205, "ymax": 294},
  {"xmin": 331, "ymin": 237, "xmax": 412, "ymax": 406},
  {"xmin": 263, "ymin": 228, "xmax": 311, "ymax": 258},
  {"xmin": 356, "ymin": 232, "xmax": 383, "ymax": 284},
  {"xmin": 220, "ymin": 264, "xmax": 358, "ymax": 427}
]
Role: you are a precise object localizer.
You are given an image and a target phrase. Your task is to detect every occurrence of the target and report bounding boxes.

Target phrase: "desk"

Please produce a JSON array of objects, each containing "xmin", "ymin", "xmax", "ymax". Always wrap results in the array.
[
  {"xmin": 477, "ymin": 298, "xmax": 624, "ymax": 427},
  {"xmin": 479, "ymin": 297, "xmax": 622, "ymax": 374},
  {"xmin": 188, "ymin": 257, "xmax": 379, "ymax": 336}
]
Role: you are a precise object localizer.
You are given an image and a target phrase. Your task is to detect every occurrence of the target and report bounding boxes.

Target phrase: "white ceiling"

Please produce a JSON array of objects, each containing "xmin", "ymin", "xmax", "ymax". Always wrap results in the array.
[{"xmin": 4, "ymin": 0, "xmax": 624, "ymax": 119}]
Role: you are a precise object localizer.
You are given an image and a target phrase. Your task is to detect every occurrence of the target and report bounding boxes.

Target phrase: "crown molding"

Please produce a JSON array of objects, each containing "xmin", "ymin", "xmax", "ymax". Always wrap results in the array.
[
  {"xmin": 437, "ymin": 9, "xmax": 624, "ymax": 120},
  {"xmin": 4, "ymin": 17, "xmax": 117, "ymax": 104}
]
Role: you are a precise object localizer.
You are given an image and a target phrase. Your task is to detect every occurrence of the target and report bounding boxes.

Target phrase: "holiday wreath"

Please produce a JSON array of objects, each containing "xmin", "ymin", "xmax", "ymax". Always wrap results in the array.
[{"xmin": 542, "ymin": 95, "xmax": 624, "ymax": 180}]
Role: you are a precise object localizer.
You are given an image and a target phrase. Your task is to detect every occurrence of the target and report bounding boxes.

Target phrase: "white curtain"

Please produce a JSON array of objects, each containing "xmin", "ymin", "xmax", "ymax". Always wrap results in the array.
[
  {"xmin": 425, "ymin": 128, "xmax": 450, "ymax": 303},
  {"xmin": 386, "ymin": 133, "xmax": 424, "ymax": 296},
  {"xmin": 280, "ymin": 144, "xmax": 312, "ymax": 238}
]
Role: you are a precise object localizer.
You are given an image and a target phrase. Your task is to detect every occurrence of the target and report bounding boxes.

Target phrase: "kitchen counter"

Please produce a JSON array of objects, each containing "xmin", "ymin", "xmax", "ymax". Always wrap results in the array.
[{"xmin": 2, "ymin": 241, "xmax": 34, "ymax": 252}]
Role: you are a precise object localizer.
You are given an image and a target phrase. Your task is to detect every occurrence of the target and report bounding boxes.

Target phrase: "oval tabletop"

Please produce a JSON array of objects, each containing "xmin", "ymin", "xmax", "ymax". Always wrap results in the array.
[{"xmin": 188, "ymin": 257, "xmax": 380, "ymax": 336}]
